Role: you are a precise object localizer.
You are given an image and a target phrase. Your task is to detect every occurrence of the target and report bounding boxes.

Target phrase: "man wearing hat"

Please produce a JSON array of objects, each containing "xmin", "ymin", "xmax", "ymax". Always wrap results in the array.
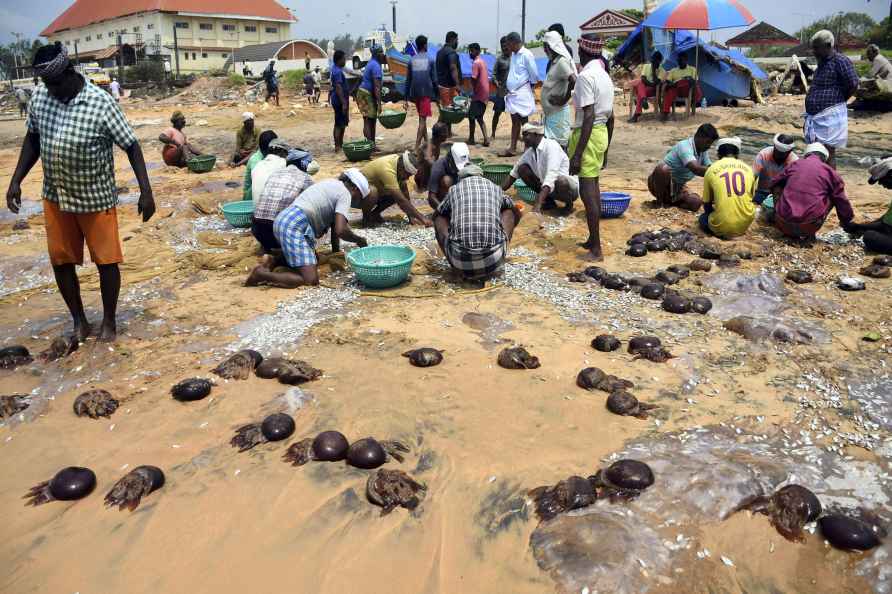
[
  {"xmin": 434, "ymin": 165, "xmax": 522, "ymax": 281},
  {"xmin": 698, "ymin": 137, "xmax": 756, "ymax": 239},
  {"xmin": 502, "ymin": 122, "xmax": 578, "ymax": 214},
  {"xmin": 843, "ymin": 157, "xmax": 892, "ymax": 255},
  {"xmin": 250, "ymin": 150, "xmax": 316, "ymax": 253},
  {"xmin": 159, "ymin": 111, "xmax": 203, "ymax": 167},
  {"xmin": 231, "ymin": 112, "xmax": 261, "ymax": 167},
  {"xmin": 360, "ymin": 151, "xmax": 430, "ymax": 227},
  {"xmin": 428, "ymin": 142, "xmax": 470, "ymax": 209},
  {"xmin": 770, "ymin": 143, "xmax": 853, "ymax": 241},
  {"xmin": 541, "ymin": 31, "xmax": 576, "ymax": 148},
  {"xmin": 251, "ymin": 138, "xmax": 291, "ymax": 200},
  {"xmin": 246, "ymin": 169, "xmax": 370, "ymax": 288},
  {"xmin": 5, "ymin": 42, "xmax": 155, "ymax": 343},
  {"xmin": 752, "ymin": 134, "xmax": 798, "ymax": 205}
]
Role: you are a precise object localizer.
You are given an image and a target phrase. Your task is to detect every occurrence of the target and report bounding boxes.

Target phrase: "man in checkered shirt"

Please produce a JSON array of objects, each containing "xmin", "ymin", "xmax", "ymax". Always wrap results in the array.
[
  {"xmin": 5, "ymin": 43, "xmax": 155, "ymax": 343},
  {"xmin": 251, "ymin": 150, "xmax": 315, "ymax": 253},
  {"xmin": 434, "ymin": 164, "xmax": 522, "ymax": 281}
]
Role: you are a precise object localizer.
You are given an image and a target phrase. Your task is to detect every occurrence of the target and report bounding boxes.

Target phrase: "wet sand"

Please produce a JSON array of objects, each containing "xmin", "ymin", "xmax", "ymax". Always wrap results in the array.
[{"xmin": 1, "ymin": 84, "xmax": 890, "ymax": 594}]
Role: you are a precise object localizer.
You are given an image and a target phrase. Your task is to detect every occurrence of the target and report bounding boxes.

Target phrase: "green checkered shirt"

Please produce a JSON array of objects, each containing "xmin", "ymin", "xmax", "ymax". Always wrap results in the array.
[{"xmin": 26, "ymin": 77, "xmax": 137, "ymax": 213}]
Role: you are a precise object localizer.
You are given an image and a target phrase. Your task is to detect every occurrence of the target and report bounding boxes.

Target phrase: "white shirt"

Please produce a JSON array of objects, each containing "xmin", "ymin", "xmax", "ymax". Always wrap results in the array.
[
  {"xmin": 870, "ymin": 54, "xmax": 892, "ymax": 81},
  {"xmin": 507, "ymin": 46, "xmax": 540, "ymax": 92},
  {"xmin": 109, "ymin": 80, "xmax": 120, "ymax": 98},
  {"xmin": 511, "ymin": 138, "xmax": 570, "ymax": 190},
  {"xmin": 572, "ymin": 60, "xmax": 614, "ymax": 128},
  {"xmin": 251, "ymin": 154, "xmax": 286, "ymax": 201}
]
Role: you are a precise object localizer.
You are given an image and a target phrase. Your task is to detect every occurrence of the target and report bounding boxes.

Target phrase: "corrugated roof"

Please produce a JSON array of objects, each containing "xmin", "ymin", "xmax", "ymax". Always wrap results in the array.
[
  {"xmin": 41, "ymin": 0, "xmax": 294, "ymax": 36},
  {"xmin": 726, "ymin": 21, "xmax": 798, "ymax": 47},
  {"xmin": 231, "ymin": 41, "xmax": 289, "ymax": 63}
]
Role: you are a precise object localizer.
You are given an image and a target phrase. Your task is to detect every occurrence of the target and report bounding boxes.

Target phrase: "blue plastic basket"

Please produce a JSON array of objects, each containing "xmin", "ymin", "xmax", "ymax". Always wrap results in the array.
[
  {"xmin": 220, "ymin": 200, "xmax": 254, "ymax": 228},
  {"xmin": 347, "ymin": 245, "xmax": 416, "ymax": 289},
  {"xmin": 600, "ymin": 192, "xmax": 631, "ymax": 218}
]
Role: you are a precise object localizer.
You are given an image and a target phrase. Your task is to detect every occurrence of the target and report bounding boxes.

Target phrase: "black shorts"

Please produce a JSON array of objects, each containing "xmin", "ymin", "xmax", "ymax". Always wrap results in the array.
[
  {"xmin": 492, "ymin": 95, "xmax": 506, "ymax": 113},
  {"xmin": 332, "ymin": 99, "xmax": 349, "ymax": 127},
  {"xmin": 470, "ymin": 100, "xmax": 487, "ymax": 119},
  {"xmin": 251, "ymin": 217, "xmax": 280, "ymax": 253}
]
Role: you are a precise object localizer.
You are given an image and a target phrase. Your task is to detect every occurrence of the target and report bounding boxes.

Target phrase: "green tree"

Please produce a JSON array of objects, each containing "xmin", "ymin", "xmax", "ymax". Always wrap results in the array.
[
  {"xmin": 869, "ymin": 17, "xmax": 892, "ymax": 48},
  {"xmin": 620, "ymin": 8, "xmax": 645, "ymax": 21},
  {"xmin": 795, "ymin": 12, "xmax": 876, "ymax": 42}
]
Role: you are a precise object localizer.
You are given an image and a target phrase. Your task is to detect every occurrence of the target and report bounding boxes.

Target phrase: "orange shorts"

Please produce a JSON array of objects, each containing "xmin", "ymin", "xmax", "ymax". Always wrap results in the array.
[
  {"xmin": 438, "ymin": 85, "xmax": 459, "ymax": 108},
  {"xmin": 43, "ymin": 199, "xmax": 123, "ymax": 266}
]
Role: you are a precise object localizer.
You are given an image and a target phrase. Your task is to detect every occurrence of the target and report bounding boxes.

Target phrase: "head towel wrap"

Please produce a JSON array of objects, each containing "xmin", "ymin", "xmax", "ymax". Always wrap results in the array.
[
  {"xmin": 401, "ymin": 150, "xmax": 418, "ymax": 175},
  {"xmin": 33, "ymin": 44, "xmax": 70, "ymax": 79},
  {"xmin": 773, "ymin": 134, "xmax": 795, "ymax": 153}
]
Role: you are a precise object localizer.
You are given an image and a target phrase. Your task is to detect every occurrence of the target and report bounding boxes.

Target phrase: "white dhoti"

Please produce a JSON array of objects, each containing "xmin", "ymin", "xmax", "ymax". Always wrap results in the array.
[
  {"xmin": 803, "ymin": 102, "xmax": 848, "ymax": 149},
  {"xmin": 506, "ymin": 83, "xmax": 536, "ymax": 118}
]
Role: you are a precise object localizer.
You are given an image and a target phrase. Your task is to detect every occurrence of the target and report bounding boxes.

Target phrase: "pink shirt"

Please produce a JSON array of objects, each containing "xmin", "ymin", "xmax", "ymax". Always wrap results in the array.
[
  {"xmin": 471, "ymin": 57, "xmax": 490, "ymax": 102},
  {"xmin": 773, "ymin": 154, "xmax": 853, "ymax": 224},
  {"xmin": 753, "ymin": 147, "xmax": 797, "ymax": 182}
]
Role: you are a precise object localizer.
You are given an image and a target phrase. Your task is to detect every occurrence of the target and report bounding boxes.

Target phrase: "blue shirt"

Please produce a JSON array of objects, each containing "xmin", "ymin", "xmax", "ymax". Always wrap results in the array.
[
  {"xmin": 330, "ymin": 64, "xmax": 349, "ymax": 105},
  {"xmin": 406, "ymin": 53, "xmax": 436, "ymax": 99},
  {"xmin": 664, "ymin": 137, "xmax": 711, "ymax": 185},
  {"xmin": 360, "ymin": 58, "xmax": 383, "ymax": 92},
  {"xmin": 507, "ymin": 46, "xmax": 540, "ymax": 93},
  {"xmin": 805, "ymin": 52, "xmax": 859, "ymax": 115}
]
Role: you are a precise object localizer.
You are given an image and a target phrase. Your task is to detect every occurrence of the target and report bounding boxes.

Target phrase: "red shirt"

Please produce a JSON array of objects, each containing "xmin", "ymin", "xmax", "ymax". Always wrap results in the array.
[
  {"xmin": 773, "ymin": 155, "xmax": 853, "ymax": 224},
  {"xmin": 471, "ymin": 57, "xmax": 490, "ymax": 102}
]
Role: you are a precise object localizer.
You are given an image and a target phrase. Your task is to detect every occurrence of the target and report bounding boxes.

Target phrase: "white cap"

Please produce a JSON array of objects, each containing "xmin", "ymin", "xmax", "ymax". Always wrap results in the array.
[
  {"xmin": 242, "ymin": 111, "xmax": 255, "ymax": 122},
  {"xmin": 521, "ymin": 122, "xmax": 545, "ymax": 135},
  {"xmin": 401, "ymin": 150, "xmax": 418, "ymax": 175},
  {"xmin": 344, "ymin": 168, "xmax": 370, "ymax": 198},
  {"xmin": 804, "ymin": 143, "xmax": 829, "ymax": 161},
  {"xmin": 868, "ymin": 156, "xmax": 892, "ymax": 184},
  {"xmin": 450, "ymin": 142, "xmax": 471, "ymax": 169},
  {"xmin": 716, "ymin": 136, "xmax": 742, "ymax": 151},
  {"xmin": 773, "ymin": 133, "xmax": 795, "ymax": 153}
]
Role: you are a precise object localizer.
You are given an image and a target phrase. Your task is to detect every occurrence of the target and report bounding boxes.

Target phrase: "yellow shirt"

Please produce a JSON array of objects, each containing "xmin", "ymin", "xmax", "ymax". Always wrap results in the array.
[
  {"xmin": 640, "ymin": 63, "xmax": 667, "ymax": 84},
  {"xmin": 666, "ymin": 65, "xmax": 697, "ymax": 82},
  {"xmin": 361, "ymin": 154, "xmax": 402, "ymax": 195},
  {"xmin": 702, "ymin": 157, "xmax": 756, "ymax": 238}
]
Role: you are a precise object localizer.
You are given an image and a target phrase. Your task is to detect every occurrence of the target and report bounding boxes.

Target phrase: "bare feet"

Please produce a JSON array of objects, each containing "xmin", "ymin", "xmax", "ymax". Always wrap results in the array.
[
  {"xmin": 581, "ymin": 249, "xmax": 604, "ymax": 262},
  {"xmin": 73, "ymin": 319, "xmax": 92, "ymax": 342},
  {"xmin": 245, "ymin": 265, "xmax": 265, "ymax": 287},
  {"xmin": 98, "ymin": 320, "xmax": 117, "ymax": 343},
  {"xmin": 498, "ymin": 150, "xmax": 515, "ymax": 158}
]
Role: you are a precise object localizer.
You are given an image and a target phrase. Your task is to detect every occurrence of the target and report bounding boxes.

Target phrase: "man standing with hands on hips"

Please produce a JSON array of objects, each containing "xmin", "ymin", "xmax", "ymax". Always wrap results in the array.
[{"xmin": 5, "ymin": 43, "xmax": 155, "ymax": 343}]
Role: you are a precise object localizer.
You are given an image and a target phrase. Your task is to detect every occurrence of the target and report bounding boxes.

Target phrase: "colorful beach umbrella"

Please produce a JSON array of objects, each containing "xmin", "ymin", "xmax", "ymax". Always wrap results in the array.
[{"xmin": 642, "ymin": 0, "xmax": 755, "ymax": 31}]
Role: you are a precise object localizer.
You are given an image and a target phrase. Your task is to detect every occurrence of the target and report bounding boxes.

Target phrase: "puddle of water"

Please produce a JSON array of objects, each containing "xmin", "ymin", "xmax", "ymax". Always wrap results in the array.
[
  {"xmin": 461, "ymin": 312, "xmax": 515, "ymax": 349},
  {"xmin": 0, "ymin": 200, "xmax": 44, "ymax": 224},
  {"xmin": 0, "ymin": 255, "xmax": 52, "ymax": 298}
]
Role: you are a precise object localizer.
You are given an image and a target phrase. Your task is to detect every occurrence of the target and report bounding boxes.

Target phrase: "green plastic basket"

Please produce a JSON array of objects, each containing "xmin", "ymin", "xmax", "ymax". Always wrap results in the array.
[
  {"xmin": 482, "ymin": 164, "xmax": 512, "ymax": 186},
  {"xmin": 439, "ymin": 106, "xmax": 468, "ymax": 124},
  {"xmin": 514, "ymin": 180, "xmax": 536, "ymax": 204},
  {"xmin": 378, "ymin": 110, "xmax": 407, "ymax": 129},
  {"xmin": 470, "ymin": 157, "xmax": 486, "ymax": 167},
  {"xmin": 187, "ymin": 155, "xmax": 217, "ymax": 173},
  {"xmin": 347, "ymin": 245, "xmax": 416, "ymax": 289},
  {"xmin": 220, "ymin": 200, "xmax": 254, "ymax": 228},
  {"xmin": 343, "ymin": 140, "xmax": 374, "ymax": 162}
]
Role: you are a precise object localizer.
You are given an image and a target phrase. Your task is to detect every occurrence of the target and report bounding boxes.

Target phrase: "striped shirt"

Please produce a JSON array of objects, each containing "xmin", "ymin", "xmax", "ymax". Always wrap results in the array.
[
  {"xmin": 253, "ymin": 165, "xmax": 314, "ymax": 222},
  {"xmin": 27, "ymin": 76, "xmax": 137, "ymax": 213}
]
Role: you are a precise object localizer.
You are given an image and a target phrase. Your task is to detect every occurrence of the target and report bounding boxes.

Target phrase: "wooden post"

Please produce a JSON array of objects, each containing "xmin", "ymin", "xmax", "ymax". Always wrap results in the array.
[{"xmin": 173, "ymin": 24, "xmax": 180, "ymax": 78}]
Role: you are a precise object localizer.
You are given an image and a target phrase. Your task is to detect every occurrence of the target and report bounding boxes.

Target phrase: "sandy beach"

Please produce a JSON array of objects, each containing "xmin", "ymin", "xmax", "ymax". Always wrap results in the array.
[{"xmin": 1, "ymin": 81, "xmax": 890, "ymax": 594}]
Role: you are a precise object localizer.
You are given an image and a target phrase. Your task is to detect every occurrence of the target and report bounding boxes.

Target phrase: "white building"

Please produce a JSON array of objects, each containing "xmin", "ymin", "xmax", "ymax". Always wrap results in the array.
[{"xmin": 41, "ymin": 0, "xmax": 296, "ymax": 74}]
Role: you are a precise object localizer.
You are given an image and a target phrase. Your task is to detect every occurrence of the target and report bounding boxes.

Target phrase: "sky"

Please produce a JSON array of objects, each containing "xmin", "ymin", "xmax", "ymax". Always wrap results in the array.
[{"xmin": 0, "ymin": 0, "xmax": 888, "ymax": 46}]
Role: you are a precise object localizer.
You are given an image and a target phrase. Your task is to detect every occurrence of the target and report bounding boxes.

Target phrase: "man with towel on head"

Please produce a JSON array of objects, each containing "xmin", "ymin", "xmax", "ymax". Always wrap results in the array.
[
  {"xmin": 769, "ymin": 143, "xmax": 853, "ymax": 241},
  {"xmin": 501, "ymin": 32, "xmax": 540, "ymax": 157},
  {"xmin": 428, "ymin": 142, "xmax": 470, "ymax": 209},
  {"xmin": 540, "ymin": 31, "xmax": 576, "ymax": 149},
  {"xmin": 699, "ymin": 137, "xmax": 756, "ymax": 239},
  {"xmin": 804, "ymin": 30, "xmax": 858, "ymax": 170},
  {"xmin": 752, "ymin": 133, "xmax": 798, "ymax": 204},
  {"xmin": 231, "ymin": 112, "xmax": 260, "ymax": 167},
  {"xmin": 251, "ymin": 138, "xmax": 290, "ymax": 200},
  {"xmin": 843, "ymin": 157, "xmax": 892, "ymax": 255},
  {"xmin": 5, "ymin": 42, "xmax": 155, "ymax": 343},
  {"xmin": 361, "ymin": 151, "xmax": 430, "ymax": 227},
  {"xmin": 502, "ymin": 122, "xmax": 578, "ymax": 214},
  {"xmin": 435, "ymin": 164, "xmax": 522, "ymax": 281},
  {"xmin": 159, "ymin": 111, "xmax": 203, "ymax": 167}
]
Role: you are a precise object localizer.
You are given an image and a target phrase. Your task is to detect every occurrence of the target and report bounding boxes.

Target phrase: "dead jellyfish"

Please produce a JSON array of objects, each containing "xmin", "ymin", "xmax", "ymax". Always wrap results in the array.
[
  {"xmin": 786, "ymin": 270, "xmax": 814, "ymax": 284},
  {"xmin": 718, "ymin": 253, "xmax": 741, "ymax": 268},
  {"xmin": 699, "ymin": 246, "xmax": 721, "ymax": 260},
  {"xmin": 566, "ymin": 271, "xmax": 590, "ymax": 283},
  {"xmin": 583, "ymin": 266, "xmax": 606, "ymax": 281},
  {"xmin": 689, "ymin": 259, "xmax": 712, "ymax": 272},
  {"xmin": 591, "ymin": 459, "xmax": 654, "ymax": 502},
  {"xmin": 73, "ymin": 389, "xmax": 119, "ymax": 419},
  {"xmin": 529, "ymin": 475, "xmax": 597, "ymax": 522},
  {"xmin": 640, "ymin": 282, "xmax": 666, "ymax": 300},
  {"xmin": 819, "ymin": 515, "xmax": 881, "ymax": 551},
  {"xmin": 606, "ymin": 391, "xmax": 657, "ymax": 419},
  {"xmin": 24, "ymin": 466, "xmax": 97, "ymax": 506},
  {"xmin": 748, "ymin": 484, "xmax": 822, "ymax": 542},
  {"xmin": 662, "ymin": 294, "xmax": 691, "ymax": 314},
  {"xmin": 0, "ymin": 394, "xmax": 30, "ymax": 419},
  {"xmin": 576, "ymin": 367, "xmax": 607, "ymax": 391},
  {"xmin": 283, "ymin": 430, "xmax": 351, "ymax": 466},
  {"xmin": 627, "ymin": 232, "xmax": 652, "ymax": 245},
  {"xmin": 626, "ymin": 244, "xmax": 648, "ymax": 257},
  {"xmin": 256, "ymin": 357, "xmax": 289, "ymax": 379},
  {"xmin": 171, "ymin": 378, "xmax": 213, "ymax": 402},
  {"xmin": 632, "ymin": 346, "xmax": 675, "ymax": 363},
  {"xmin": 104, "ymin": 465, "xmax": 165, "ymax": 512},
  {"xmin": 366, "ymin": 469, "xmax": 427, "ymax": 515},
  {"xmin": 498, "ymin": 346, "xmax": 541, "ymax": 369},
  {"xmin": 347, "ymin": 437, "xmax": 409, "ymax": 469},
  {"xmin": 39, "ymin": 336, "xmax": 78, "ymax": 363},
  {"xmin": 591, "ymin": 335, "xmax": 621, "ymax": 352},
  {"xmin": 0, "ymin": 345, "xmax": 33, "ymax": 370},
  {"xmin": 667, "ymin": 264, "xmax": 690, "ymax": 279},
  {"xmin": 859, "ymin": 264, "xmax": 890, "ymax": 279},
  {"xmin": 691, "ymin": 296, "xmax": 713, "ymax": 314},
  {"xmin": 277, "ymin": 360, "xmax": 323, "ymax": 385},
  {"xmin": 654, "ymin": 270, "xmax": 680, "ymax": 285},
  {"xmin": 627, "ymin": 336, "xmax": 661, "ymax": 355},
  {"xmin": 230, "ymin": 413, "xmax": 295, "ymax": 452},
  {"xmin": 873, "ymin": 255, "xmax": 892, "ymax": 267},
  {"xmin": 646, "ymin": 239, "xmax": 668, "ymax": 252},
  {"xmin": 212, "ymin": 349, "xmax": 263, "ymax": 380},
  {"xmin": 837, "ymin": 276, "xmax": 866, "ymax": 291},
  {"xmin": 601, "ymin": 275, "xmax": 629, "ymax": 291},
  {"xmin": 402, "ymin": 348, "xmax": 444, "ymax": 367},
  {"xmin": 598, "ymin": 375, "xmax": 635, "ymax": 393}
]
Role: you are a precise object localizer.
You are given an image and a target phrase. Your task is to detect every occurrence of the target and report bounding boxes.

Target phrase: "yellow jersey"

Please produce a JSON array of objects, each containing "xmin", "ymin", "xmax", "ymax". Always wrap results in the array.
[
  {"xmin": 666, "ymin": 65, "xmax": 697, "ymax": 82},
  {"xmin": 702, "ymin": 157, "xmax": 756, "ymax": 238},
  {"xmin": 361, "ymin": 154, "xmax": 402, "ymax": 195},
  {"xmin": 640, "ymin": 63, "xmax": 667, "ymax": 84}
]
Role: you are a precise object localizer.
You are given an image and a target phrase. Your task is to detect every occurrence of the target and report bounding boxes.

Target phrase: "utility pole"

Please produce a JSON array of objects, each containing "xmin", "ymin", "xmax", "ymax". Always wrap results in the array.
[
  {"xmin": 117, "ymin": 35, "xmax": 124, "ymax": 83},
  {"xmin": 390, "ymin": 0, "xmax": 397, "ymax": 33},
  {"xmin": 521, "ymin": 0, "xmax": 526, "ymax": 42},
  {"xmin": 173, "ymin": 24, "xmax": 180, "ymax": 79}
]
